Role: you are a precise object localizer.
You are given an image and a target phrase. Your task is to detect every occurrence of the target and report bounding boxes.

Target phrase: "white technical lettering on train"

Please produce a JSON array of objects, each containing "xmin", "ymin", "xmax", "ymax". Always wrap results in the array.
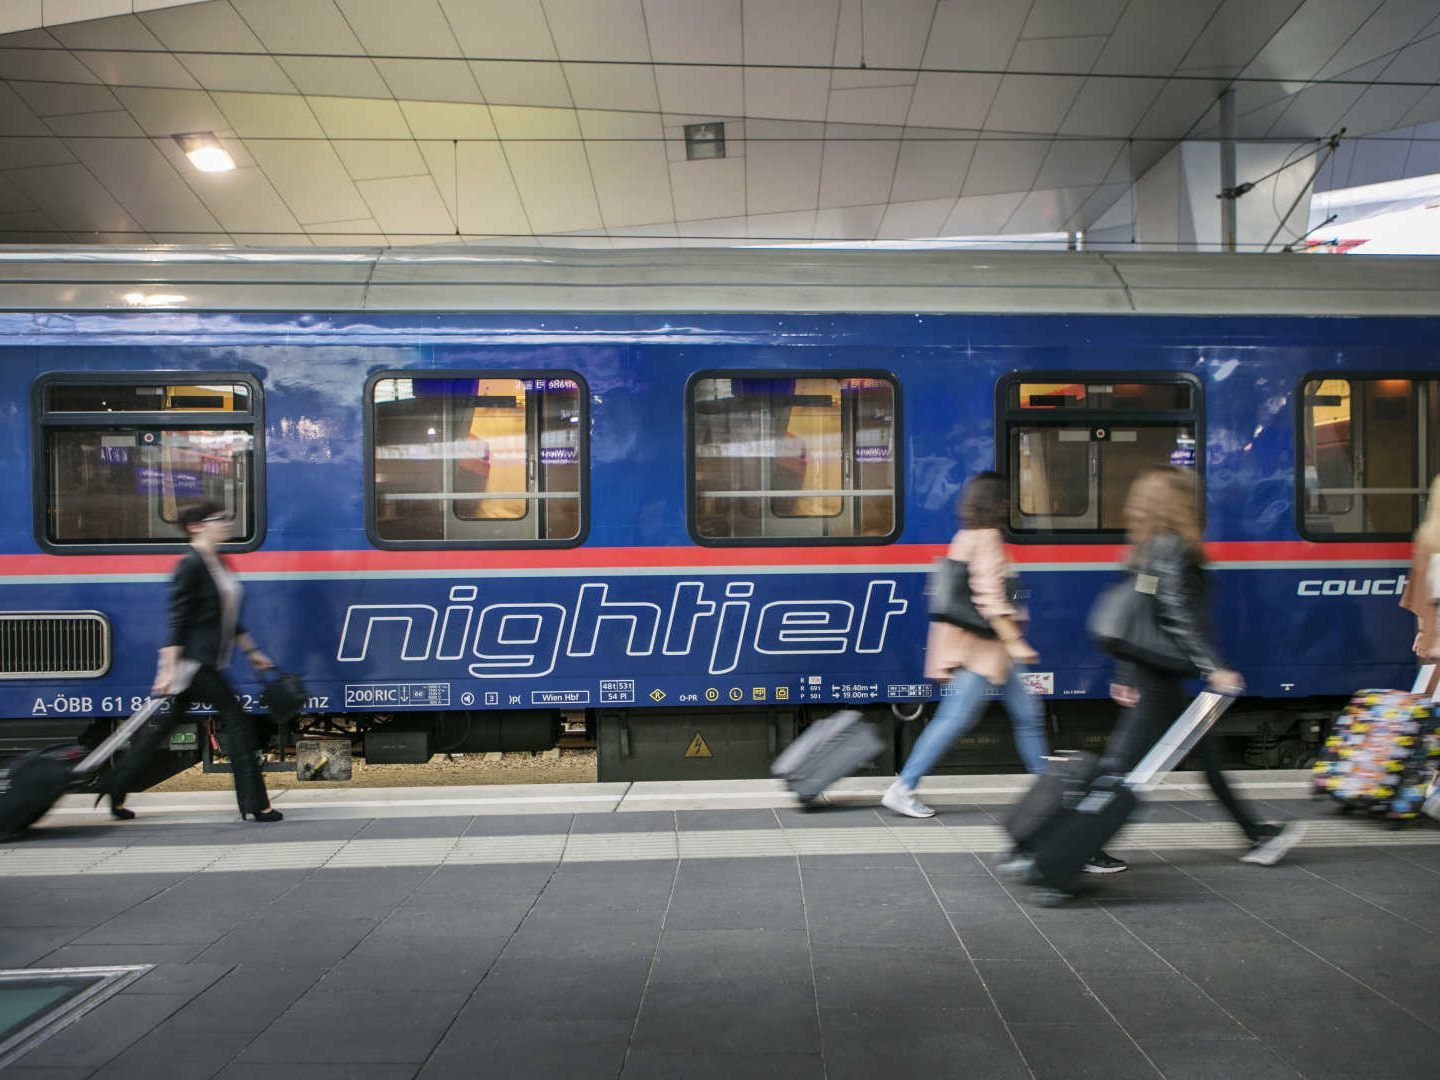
[
  {"xmin": 1295, "ymin": 575, "xmax": 1407, "ymax": 597},
  {"xmin": 335, "ymin": 580, "xmax": 908, "ymax": 677}
]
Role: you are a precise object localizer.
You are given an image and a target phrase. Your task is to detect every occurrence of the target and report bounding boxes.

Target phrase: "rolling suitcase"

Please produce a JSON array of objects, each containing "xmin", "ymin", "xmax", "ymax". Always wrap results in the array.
[
  {"xmin": 771, "ymin": 709, "xmax": 884, "ymax": 806},
  {"xmin": 1004, "ymin": 750, "xmax": 1098, "ymax": 853},
  {"xmin": 0, "ymin": 695, "xmax": 169, "ymax": 840},
  {"xmin": 1024, "ymin": 690, "xmax": 1236, "ymax": 896},
  {"xmin": 1312, "ymin": 667, "xmax": 1440, "ymax": 823}
]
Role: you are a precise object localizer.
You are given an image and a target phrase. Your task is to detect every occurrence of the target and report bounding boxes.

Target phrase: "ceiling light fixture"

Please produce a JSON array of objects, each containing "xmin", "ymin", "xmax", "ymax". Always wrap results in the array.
[{"xmin": 173, "ymin": 132, "xmax": 235, "ymax": 173}]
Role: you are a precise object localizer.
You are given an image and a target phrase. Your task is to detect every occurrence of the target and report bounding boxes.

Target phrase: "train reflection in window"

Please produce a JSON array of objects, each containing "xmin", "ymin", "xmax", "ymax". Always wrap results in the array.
[
  {"xmin": 1301, "ymin": 376, "xmax": 1439, "ymax": 538},
  {"xmin": 371, "ymin": 374, "xmax": 583, "ymax": 545},
  {"xmin": 39, "ymin": 379, "xmax": 258, "ymax": 546},
  {"xmin": 690, "ymin": 374, "xmax": 898, "ymax": 543},
  {"xmin": 1003, "ymin": 375, "xmax": 1200, "ymax": 535}
]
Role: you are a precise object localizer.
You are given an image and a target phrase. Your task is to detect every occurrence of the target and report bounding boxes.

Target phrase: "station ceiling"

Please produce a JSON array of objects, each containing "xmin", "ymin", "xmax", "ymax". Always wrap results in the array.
[{"xmin": 1, "ymin": 0, "xmax": 1438, "ymax": 247}]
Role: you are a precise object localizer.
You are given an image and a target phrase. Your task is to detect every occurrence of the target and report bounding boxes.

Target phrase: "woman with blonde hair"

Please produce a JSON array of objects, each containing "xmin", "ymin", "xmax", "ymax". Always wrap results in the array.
[
  {"xmin": 1100, "ymin": 466, "xmax": 1303, "ymax": 870},
  {"xmin": 1399, "ymin": 474, "xmax": 1440, "ymax": 679}
]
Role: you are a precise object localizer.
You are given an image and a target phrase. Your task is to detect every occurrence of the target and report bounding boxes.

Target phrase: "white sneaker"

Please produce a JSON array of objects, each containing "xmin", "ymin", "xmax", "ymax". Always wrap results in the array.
[
  {"xmin": 881, "ymin": 780, "xmax": 935, "ymax": 819},
  {"xmin": 1240, "ymin": 820, "xmax": 1307, "ymax": 866}
]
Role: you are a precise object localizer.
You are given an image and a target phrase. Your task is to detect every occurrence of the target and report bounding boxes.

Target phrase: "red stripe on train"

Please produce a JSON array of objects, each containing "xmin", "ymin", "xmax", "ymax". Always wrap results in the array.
[{"xmin": 0, "ymin": 539, "xmax": 1411, "ymax": 576}]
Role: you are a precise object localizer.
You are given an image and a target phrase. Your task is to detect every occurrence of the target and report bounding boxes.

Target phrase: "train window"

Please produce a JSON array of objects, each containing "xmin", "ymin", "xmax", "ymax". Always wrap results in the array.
[
  {"xmin": 36, "ymin": 376, "xmax": 261, "ymax": 550},
  {"xmin": 1001, "ymin": 374, "xmax": 1201, "ymax": 536},
  {"xmin": 688, "ymin": 373, "xmax": 899, "ymax": 544},
  {"xmin": 369, "ymin": 374, "xmax": 585, "ymax": 546},
  {"xmin": 1300, "ymin": 376, "xmax": 1439, "ymax": 538}
]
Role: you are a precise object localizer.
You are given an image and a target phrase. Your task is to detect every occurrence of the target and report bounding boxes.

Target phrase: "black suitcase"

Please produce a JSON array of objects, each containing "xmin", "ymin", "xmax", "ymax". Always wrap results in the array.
[
  {"xmin": 771, "ymin": 709, "xmax": 884, "ymax": 806},
  {"xmin": 0, "ymin": 695, "xmax": 169, "ymax": 841},
  {"xmin": 1024, "ymin": 690, "xmax": 1236, "ymax": 896},
  {"xmin": 1004, "ymin": 751, "xmax": 1098, "ymax": 852}
]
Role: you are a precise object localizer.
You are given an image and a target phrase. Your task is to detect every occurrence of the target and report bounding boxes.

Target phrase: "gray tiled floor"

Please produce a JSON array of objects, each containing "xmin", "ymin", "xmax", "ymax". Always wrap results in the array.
[{"xmin": 3, "ymin": 795, "xmax": 1439, "ymax": 1079}]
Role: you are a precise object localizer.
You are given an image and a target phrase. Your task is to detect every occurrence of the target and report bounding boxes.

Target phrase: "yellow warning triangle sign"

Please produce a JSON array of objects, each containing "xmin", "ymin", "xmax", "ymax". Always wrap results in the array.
[{"xmin": 684, "ymin": 731, "xmax": 713, "ymax": 758}]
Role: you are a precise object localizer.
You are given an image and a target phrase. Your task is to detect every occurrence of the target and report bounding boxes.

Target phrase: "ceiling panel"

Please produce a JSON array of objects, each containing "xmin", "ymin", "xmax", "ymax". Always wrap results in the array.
[
  {"xmin": 563, "ymin": 63, "xmax": 660, "ymax": 112},
  {"xmin": 940, "ymin": 190, "xmax": 1026, "ymax": 235},
  {"xmin": 813, "ymin": 202, "xmax": 884, "ymax": 240},
  {"xmin": 545, "ymin": 0, "xmax": 651, "ymax": 62},
  {"xmin": 177, "ymin": 53, "xmax": 295, "ymax": 93},
  {"xmin": 48, "ymin": 13, "xmax": 163, "ymax": 50},
  {"xmin": 0, "ymin": 171, "xmax": 41, "ymax": 212},
  {"xmin": 335, "ymin": 140, "xmax": 427, "ymax": 181},
  {"xmin": 310, "ymin": 96, "xmax": 412, "ymax": 139},
  {"xmin": 0, "ymin": 44, "xmax": 100, "ymax": 84},
  {"xmin": 817, "ymin": 135, "xmax": 900, "ymax": 208},
  {"xmin": 440, "ymin": 0, "xmax": 557, "ymax": 59},
  {"xmin": 1094, "ymin": 0, "xmax": 1222, "ymax": 76},
  {"xmin": 505, "ymin": 140, "xmax": 603, "ymax": 233},
  {"xmin": 747, "ymin": 208, "xmax": 816, "ymax": 239},
  {"xmin": 1022, "ymin": 0, "xmax": 1127, "ymax": 39},
  {"xmin": 1241, "ymin": 0, "xmax": 1380, "ymax": 78},
  {"xmin": 212, "ymin": 92, "xmax": 325, "ymax": 138},
  {"xmin": 248, "ymin": 140, "xmax": 370, "ymax": 223},
  {"xmin": 9, "ymin": 161, "xmax": 143, "ymax": 232},
  {"xmin": 80, "ymin": 49, "xmax": 201, "ymax": 88},
  {"xmin": 875, "ymin": 196, "xmax": 953, "ymax": 239},
  {"xmin": 113, "ymin": 86, "xmax": 229, "ymax": 136},
  {"xmin": 743, "ymin": 0, "xmax": 839, "ymax": 66},
  {"xmin": 231, "ymin": 0, "xmax": 366, "ymax": 56},
  {"xmin": 375, "ymin": 59, "xmax": 484, "ymax": 104},
  {"xmin": 744, "ymin": 70, "xmax": 831, "ymax": 123},
  {"xmin": 13, "ymin": 80, "xmax": 120, "ymax": 117},
  {"xmin": 1060, "ymin": 77, "xmax": 1164, "ymax": 137},
  {"xmin": 471, "ymin": 61, "xmax": 574, "ymax": 109},
  {"xmin": 1034, "ymin": 139, "xmax": 1125, "ymax": 189},
  {"xmin": 826, "ymin": 85, "xmax": 912, "ymax": 126},
  {"xmin": 279, "ymin": 57, "xmax": 391, "ymax": 99},
  {"xmin": 1316, "ymin": 0, "xmax": 1439, "ymax": 79},
  {"xmin": 1130, "ymin": 79, "xmax": 1229, "ymax": 139},
  {"xmin": 656, "ymin": 66, "xmax": 743, "ymax": 117},
  {"xmin": 1375, "ymin": 29, "xmax": 1440, "ymax": 82},
  {"xmin": 831, "ymin": 0, "xmax": 930, "ymax": 88},
  {"xmin": 1004, "ymin": 185, "xmax": 1095, "ymax": 233},
  {"xmin": 0, "ymin": 136, "xmax": 76, "ymax": 169},
  {"xmin": 336, "ymin": 0, "xmax": 463, "ymax": 59},
  {"xmin": 355, "ymin": 174, "xmax": 455, "ymax": 235},
  {"xmin": 889, "ymin": 134, "xmax": 975, "ymax": 203},
  {"xmin": 0, "ymin": 82, "xmax": 51, "ymax": 135},
  {"xmin": 489, "ymin": 105, "xmax": 579, "ymax": 140},
  {"xmin": 906, "ymin": 73, "xmax": 1001, "ymax": 130},
  {"xmin": 962, "ymin": 139, "xmax": 1048, "ymax": 196},
  {"xmin": 744, "ymin": 119, "xmax": 823, "ymax": 214},
  {"xmin": 576, "ymin": 109, "xmax": 661, "ymax": 139},
  {"xmin": 63, "ymin": 135, "xmax": 220, "ymax": 232},
  {"xmin": 450, "ymin": 140, "xmax": 531, "ymax": 234},
  {"xmin": 644, "ymin": 0, "xmax": 741, "ymax": 64},
  {"xmin": 670, "ymin": 154, "xmax": 744, "ymax": 221},
  {"xmin": 140, "ymin": 2, "xmax": 268, "ymax": 52},
  {"xmin": 1338, "ymin": 83, "xmax": 1430, "ymax": 135},
  {"xmin": 921, "ymin": 0, "xmax": 1028, "ymax": 71},
  {"xmin": 47, "ymin": 109, "xmax": 146, "ymax": 136},
  {"xmin": 1179, "ymin": 0, "xmax": 1307, "ymax": 74},
  {"xmin": 158, "ymin": 165, "xmax": 297, "ymax": 237},
  {"xmin": 1008, "ymin": 36, "xmax": 1107, "ymax": 75},
  {"xmin": 588, "ymin": 139, "xmax": 674, "ymax": 227},
  {"xmin": 1265, "ymin": 82, "xmax": 1367, "ymax": 137},
  {"xmin": 402, "ymin": 100, "xmax": 497, "ymax": 140},
  {"xmin": 1073, "ymin": 181, "xmax": 1132, "ymax": 229},
  {"xmin": 985, "ymin": 75, "xmax": 1085, "ymax": 134}
]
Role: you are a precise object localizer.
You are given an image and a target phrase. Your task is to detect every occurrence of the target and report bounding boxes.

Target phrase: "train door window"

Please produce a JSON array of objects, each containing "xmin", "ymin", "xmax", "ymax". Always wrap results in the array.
[
  {"xmin": 35, "ymin": 376, "xmax": 261, "ymax": 551},
  {"xmin": 369, "ymin": 373, "xmax": 585, "ymax": 547},
  {"xmin": 1300, "ymin": 376, "xmax": 1438, "ymax": 538},
  {"xmin": 1001, "ymin": 376, "xmax": 1201, "ymax": 536},
  {"xmin": 688, "ymin": 373, "xmax": 900, "ymax": 544}
]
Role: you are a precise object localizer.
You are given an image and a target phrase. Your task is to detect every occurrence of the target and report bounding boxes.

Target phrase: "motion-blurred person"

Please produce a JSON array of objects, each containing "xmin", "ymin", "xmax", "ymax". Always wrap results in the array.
[
  {"xmin": 883, "ymin": 472, "xmax": 1048, "ymax": 818},
  {"xmin": 1102, "ymin": 467, "xmax": 1303, "ymax": 870},
  {"xmin": 101, "ymin": 499, "xmax": 283, "ymax": 823},
  {"xmin": 1400, "ymin": 474, "xmax": 1440, "ymax": 687}
]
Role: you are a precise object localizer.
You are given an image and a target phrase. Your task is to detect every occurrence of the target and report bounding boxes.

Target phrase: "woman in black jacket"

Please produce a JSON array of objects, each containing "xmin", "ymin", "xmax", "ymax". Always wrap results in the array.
[
  {"xmin": 102, "ymin": 499, "xmax": 282, "ymax": 823},
  {"xmin": 1101, "ymin": 467, "xmax": 1302, "ymax": 869}
]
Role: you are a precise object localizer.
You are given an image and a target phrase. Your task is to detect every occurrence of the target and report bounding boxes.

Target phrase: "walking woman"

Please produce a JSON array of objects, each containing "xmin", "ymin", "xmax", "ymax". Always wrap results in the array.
[
  {"xmin": 883, "ymin": 472, "xmax": 1048, "ymax": 818},
  {"xmin": 1101, "ymin": 466, "xmax": 1302, "ymax": 870},
  {"xmin": 1400, "ymin": 474, "xmax": 1440, "ymax": 687},
  {"xmin": 102, "ymin": 499, "xmax": 283, "ymax": 823}
]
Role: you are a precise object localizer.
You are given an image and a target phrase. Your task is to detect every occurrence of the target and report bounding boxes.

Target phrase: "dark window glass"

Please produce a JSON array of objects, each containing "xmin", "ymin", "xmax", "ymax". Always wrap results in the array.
[
  {"xmin": 46, "ymin": 383, "xmax": 250, "ymax": 413},
  {"xmin": 1004, "ymin": 376, "xmax": 1199, "ymax": 535},
  {"xmin": 1300, "ymin": 377, "xmax": 1438, "ymax": 537},
  {"xmin": 371, "ymin": 375, "xmax": 583, "ymax": 544},
  {"xmin": 691, "ymin": 375, "xmax": 897, "ymax": 542}
]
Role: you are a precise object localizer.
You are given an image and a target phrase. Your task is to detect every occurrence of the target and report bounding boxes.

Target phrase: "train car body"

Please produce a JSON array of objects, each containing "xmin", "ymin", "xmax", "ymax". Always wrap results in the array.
[{"xmin": 0, "ymin": 248, "xmax": 1436, "ymax": 780}]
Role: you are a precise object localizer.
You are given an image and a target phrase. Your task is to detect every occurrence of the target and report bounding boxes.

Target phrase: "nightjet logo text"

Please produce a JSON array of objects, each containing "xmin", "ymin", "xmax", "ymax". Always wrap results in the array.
[{"xmin": 336, "ymin": 581, "xmax": 909, "ymax": 678}]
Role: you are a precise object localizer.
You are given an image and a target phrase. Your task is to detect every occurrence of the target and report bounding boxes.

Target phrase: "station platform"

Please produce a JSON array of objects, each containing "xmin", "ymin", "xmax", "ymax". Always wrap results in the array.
[{"xmin": 2, "ymin": 771, "xmax": 1438, "ymax": 1079}]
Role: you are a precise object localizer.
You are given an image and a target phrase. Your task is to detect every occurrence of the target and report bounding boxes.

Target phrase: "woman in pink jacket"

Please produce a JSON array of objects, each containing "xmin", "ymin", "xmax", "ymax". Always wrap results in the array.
[{"xmin": 883, "ymin": 472, "xmax": 1048, "ymax": 818}]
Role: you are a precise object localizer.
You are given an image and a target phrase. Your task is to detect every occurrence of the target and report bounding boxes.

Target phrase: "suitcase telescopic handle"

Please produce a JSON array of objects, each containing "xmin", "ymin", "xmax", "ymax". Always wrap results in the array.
[{"xmin": 1124, "ymin": 689, "xmax": 1238, "ymax": 792}]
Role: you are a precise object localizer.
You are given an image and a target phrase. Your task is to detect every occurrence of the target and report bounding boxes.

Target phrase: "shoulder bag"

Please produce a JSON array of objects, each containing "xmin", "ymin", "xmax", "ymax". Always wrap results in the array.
[{"xmin": 1086, "ymin": 570, "xmax": 1196, "ymax": 675}]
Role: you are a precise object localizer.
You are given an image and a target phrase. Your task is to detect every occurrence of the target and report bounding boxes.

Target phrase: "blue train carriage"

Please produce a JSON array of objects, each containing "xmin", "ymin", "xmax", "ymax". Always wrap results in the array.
[{"xmin": 0, "ymin": 247, "xmax": 1436, "ymax": 786}]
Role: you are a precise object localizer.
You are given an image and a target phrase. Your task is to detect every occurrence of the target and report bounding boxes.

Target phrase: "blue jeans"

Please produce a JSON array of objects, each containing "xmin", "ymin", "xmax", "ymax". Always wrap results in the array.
[{"xmin": 900, "ymin": 666, "xmax": 1048, "ymax": 787}]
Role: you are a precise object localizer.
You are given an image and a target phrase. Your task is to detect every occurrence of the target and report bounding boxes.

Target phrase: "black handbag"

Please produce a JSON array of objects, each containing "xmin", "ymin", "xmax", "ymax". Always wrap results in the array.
[
  {"xmin": 1086, "ymin": 572, "xmax": 1196, "ymax": 675},
  {"xmin": 260, "ymin": 672, "xmax": 309, "ymax": 725},
  {"xmin": 928, "ymin": 558, "xmax": 1027, "ymax": 638}
]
